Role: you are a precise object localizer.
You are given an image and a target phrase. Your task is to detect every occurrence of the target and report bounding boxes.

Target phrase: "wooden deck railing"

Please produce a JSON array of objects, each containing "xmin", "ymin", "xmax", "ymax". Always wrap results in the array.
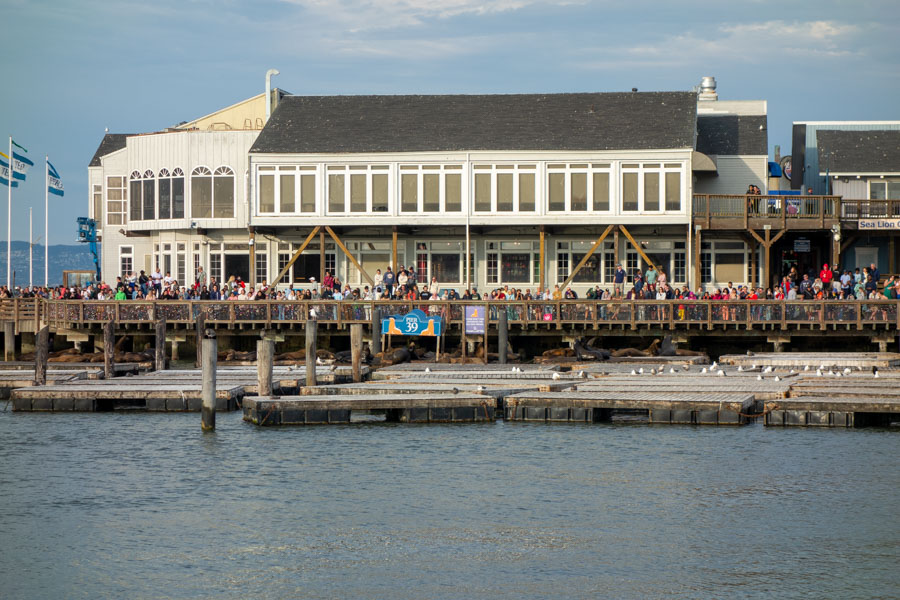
[
  {"xmin": 839, "ymin": 199, "xmax": 900, "ymax": 220},
  {"xmin": 0, "ymin": 299, "xmax": 891, "ymax": 332},
  {"xmin": 693, "ymin": 194, "xmax": 839, "ymax": 229}
]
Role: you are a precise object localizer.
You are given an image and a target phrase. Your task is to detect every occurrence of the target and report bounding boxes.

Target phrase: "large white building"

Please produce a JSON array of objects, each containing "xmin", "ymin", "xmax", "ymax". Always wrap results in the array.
[{"xmin": 90, "ymin": 80, "xmax": 767, "ymax": 294}]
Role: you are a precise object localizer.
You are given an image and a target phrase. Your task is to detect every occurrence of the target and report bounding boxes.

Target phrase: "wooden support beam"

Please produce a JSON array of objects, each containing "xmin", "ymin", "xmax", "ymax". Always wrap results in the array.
[
  {"xmin": 840, "ymin": 234, "xmax": 859, "ymax": 254},
  {"xmin": 613, "ymin": 228, "xmax": 620, "ymax": 266},
  {"xmin": 270, "ymin": 226, "xmax": 321, "ymax": 286},
  {"xmin": 391, "ymin": 226, "xmax": 398, "ymax": 271},
  {"xmin": 326, "ymin": 226, "xmax": 374, "ymax": 287},
  {"xmin": 539, "ymin": 226, "xmax": 545, "ymax": 293},
  {"xmin": 249, "ymin": 229, "xmax": 257, "ymax": 288},
  {"xmin": 319, "ymin": 229, "xmax": 325, "ymax": 285},
  {"xmin": 694, "ymin": 227, "xmax": 702, "ymax": 291},
  {"xmin": 561, "ymin": 224, "xmax": 615, "ymax": 289},
  {"xmin": 617, "ymin": 225, "xmax": 656, "ymax": 272}
]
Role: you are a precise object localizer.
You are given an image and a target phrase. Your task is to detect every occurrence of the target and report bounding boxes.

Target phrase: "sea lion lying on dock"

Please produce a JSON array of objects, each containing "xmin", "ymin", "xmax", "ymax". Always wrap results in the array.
[{"xmin": 574, "ymin": 337, "xmax": 611, "ymax": 361}]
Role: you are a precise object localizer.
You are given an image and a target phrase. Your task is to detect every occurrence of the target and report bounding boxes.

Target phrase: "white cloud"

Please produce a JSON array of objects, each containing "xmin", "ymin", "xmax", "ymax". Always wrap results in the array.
[{"xmin": 579, "ymin": 20, "xmax": 869, "ymax": 70}]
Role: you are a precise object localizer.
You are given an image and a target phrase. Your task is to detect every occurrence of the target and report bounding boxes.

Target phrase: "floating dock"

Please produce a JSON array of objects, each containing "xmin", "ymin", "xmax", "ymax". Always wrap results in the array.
[
  {"xmin": 0, "ymin": 370, "xmax": 92, "ymax": 399},
  {"xmin": 11, "ymin": 381, "xmax": 244, "ymax": 412},
  {"xmin": 718, "ymin": 352, "xmax": 900, "ymax": 368}
]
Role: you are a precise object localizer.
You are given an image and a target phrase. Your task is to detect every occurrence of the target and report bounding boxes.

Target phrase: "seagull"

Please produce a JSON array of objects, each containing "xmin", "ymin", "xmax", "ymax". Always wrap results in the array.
[
  {"xmin": 578, "ymin": 370, "xmax": 586, "ymax": 378},
  {"xmin": 659, "ymin": 364, "xmax": 666, "ymax": 372},
  {"xmin": 835, "ymin": 372, "xmax": 842, "ymax": 378},
  {"xmin": 789, "ymin": 369, "xmax": 796, "ymax": 375},
  {"xmin": 816, "ymin": 369, "xmax": 822, "ymax": 377},
  {"xmin": 316, "ymin": 357, "xmax": 324, "ymax": 365},
  {"xmin": 820, "ymin": 364, "xmax": 826, "ymax": 371},
  {"xmin": 476, "ymin": 385, "xmax": 485, "ymax": 392},
  {"xmin": 701, "ymin": 368, "xmax": 708, "ymax": 374},
  {"xmin": 827, "ymin": 370, "xmax": 835, "ymax": 376},
  {"xmin": 752, "ymin": 364, "xmax": 757, "ymax": 370},
  {"xmin": 763, "ymin": 366, "xmax": 773, "ymax": 374},
  {"xmin": 717, "ymin": 370, "xmax": 726, "ymax": 377},
  {"xmin": 711, "ymin": 361, "xmax": 718, "ymax": 370},
  {"xmin": 638, "ymin": 368, "xmax": 644, "ymax": 374},
  {"xmin": 774, "ymin": 376, "xmax": 781, "ymax": 382},
  {"xmin": 669, "ymin": 368, "xmax": 676, "ymax": 374},
  {"xmin": 804, "ymin": 365, "xmax": 810, "ymax": 371},
  {"xmin": 738, "ymin": 366, "xmax": 744, "ymax": 372},
  {"xmin": 631, "ymin": 369, "xmax": 637, "ymax": 376},
  {"xmin": 757, "ymin": 375, "xmax": 763, "ymax": 381},
  {"xmin": 512, "ymin": 367, "xmax": 517, "ymax": 373},
  {"xmin": 874, "ymin": 370, "xmax": 880, "ymax": 378},
  {"xmin": 552, "ymin": 372, "xmax": 561, "ymax": 380},
  {"xmin": 843, "ymin": 368, "xmax": 851, "ymax": 375},
  {"xmin": 309, "ymin": 307, "xmax": 318, "ymax": 319},
  {"xmin": 857, "ymin": 366, "xmax": 862, "ymax": 371},
  {"xmin": 650, "ymin": 369, "xmax": 657, "ymax": 375},
  {"xmin": 683, "ymin": 364, "xmax": 691, "ymax": 371}
]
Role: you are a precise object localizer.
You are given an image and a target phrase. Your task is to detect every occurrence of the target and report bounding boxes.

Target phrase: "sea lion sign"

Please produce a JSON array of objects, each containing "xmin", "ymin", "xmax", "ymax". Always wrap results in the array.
[{"xmin": 381, "ymin": 309, "xmax": 443, "ymax": 337}]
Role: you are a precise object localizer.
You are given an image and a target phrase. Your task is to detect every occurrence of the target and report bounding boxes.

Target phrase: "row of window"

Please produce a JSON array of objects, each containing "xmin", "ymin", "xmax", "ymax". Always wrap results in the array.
[{"xmin": 256, "ymin": 162, "xmax": 685, "ymax": 216}]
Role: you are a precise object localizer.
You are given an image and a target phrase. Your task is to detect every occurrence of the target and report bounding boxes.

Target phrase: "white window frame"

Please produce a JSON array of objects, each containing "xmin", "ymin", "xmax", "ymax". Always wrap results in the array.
[
  {"xmin": 397, "ymin": 164, "xmax": 464, "ymax": 214},
  {"xmin": 620, "ymin": 162, "xmax": 684, "ymax": 214},
  {"xmin": 485, "ymin": 241, "xmax": 540, "ymax": 286},
  {"xmin": 257, "ymin": 165, "xmax": 319, "ymax": 215},
  {"xmin": 325, "ymin": 164, "xmax": 391, "ymax": 214},
  {"xmin": 471, "ymin": 164, "xmax": 537, "ymax": 213},
  {"xmin": 119, "ymin": 245, "xmax": 133, "ymax": 278},
  {"xmin": 546, "ymin": 163, "xmax": 612, "ymax": 213}
]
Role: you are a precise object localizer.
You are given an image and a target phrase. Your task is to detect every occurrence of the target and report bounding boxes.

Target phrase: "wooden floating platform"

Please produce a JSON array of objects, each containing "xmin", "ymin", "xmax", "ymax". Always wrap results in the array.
[
  {"xmin": 765, "ymin": 395, "xmax": 900, "ymax": 427},
  {"xmin": 11, "ymin": 381, "xmax": 244, "ymax": 412},
  {"xmin": 372, "ymin": 370, "xmax": 584, "ymax": 381},
  {"xmin": 573, "ymin": 378, "xmax": 790, "ymax": 401},
  {"xmin": 0, "ymin": 362, "xmax": 141, "ymax": 376},
  {"xmin": 375, "ymin": 363, "xmax": 560, "ymax": 372},
  {"xmin": 0, "ymin": 370, "xmax": 91, "ymax": 399},
  {"xmin": 504, "ymin": 391, "xmax": 755, "ymax": 425},
  {"xmin": 244, "ymin": 393, "xmax": 493, "ymax": 426},
  {"xmin": 719, "ymin": 352, "xmax": 900, "ymax": 368}
]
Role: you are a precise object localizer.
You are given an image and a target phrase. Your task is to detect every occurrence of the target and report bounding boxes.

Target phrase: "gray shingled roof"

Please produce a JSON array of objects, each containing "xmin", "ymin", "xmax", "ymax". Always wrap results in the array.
[
  {"xmin": 817, "ymin": 130, "xmax": 900, "ymax": 173},
  {"xmin": 696, "ymin": 115, "xmax": 767, "ymax": 156},
  {"xmin": 89, "ymin": 134, "xmax": 131, "ymax": 167},
  {"xmin": 251, "ymin": 92, "xmax": 697, "ymax": 154}
]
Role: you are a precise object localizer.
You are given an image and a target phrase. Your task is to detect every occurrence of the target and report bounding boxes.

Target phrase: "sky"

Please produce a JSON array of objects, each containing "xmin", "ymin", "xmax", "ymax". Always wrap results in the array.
[{"xmin": 1, "ymin": 0, "xmax": 898, "ymax": 244}]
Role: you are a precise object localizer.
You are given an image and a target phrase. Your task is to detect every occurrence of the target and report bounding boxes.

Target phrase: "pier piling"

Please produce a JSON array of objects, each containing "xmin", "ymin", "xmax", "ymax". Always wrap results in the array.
[
  {"xmin": 103, "ymin": 319, "xmax": 115, "ymax": 380},
  {"xmin": 371, "ymin": 307, "xmax": 381, "ymax": 356},
  {"xmin": 3, "ymin": 321, "xmax": 14, "ymax": 361},
  {"xmin": 34, "ymin": 326, "xmax": 49, "ymax": 386},
  {"xmin": 351, "ymin": 323, "xmax": 362, "ymax": 383},
  {"xmin": 201, "ymin": 329, "xmax": 217, "ymax": 431},
  {"xmin": 306, "ymin": 318, "xmax": 318, "ymax": 387},
  {"xmin": 155, "ymin": 318, "xmax": 166, "ymax": 371},
  {"xmin": 257, "ymin": 336, "xmax": 274, "ymax": 396},
  {"xmin": 498, "ymin": 310, "xmax": 508, "ymax": 365},
  {"xmin": 195, "ymin": 312, "xmax": 206, "ymax": 368}
]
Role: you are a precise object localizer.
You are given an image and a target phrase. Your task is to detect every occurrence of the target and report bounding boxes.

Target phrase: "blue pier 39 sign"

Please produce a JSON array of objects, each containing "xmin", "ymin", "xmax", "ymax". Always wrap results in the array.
[{"xmin": 381, "ymin": 309, "xmax": 443, "ymax": 337}]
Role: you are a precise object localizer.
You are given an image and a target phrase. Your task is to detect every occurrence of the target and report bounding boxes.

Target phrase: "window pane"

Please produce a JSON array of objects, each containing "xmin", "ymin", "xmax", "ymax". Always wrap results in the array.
[
  {"xmin": 329, "ymin": 174, "xmax": 345, "ymax": 212},
  {"xmin": 372, "ymin": 174, "xmax": 388, "ymax": 212},
  {"xmin": 432, "ymin": 253, "xmax": 461, "ymax": 282},
  {"xmin": 622, "ymin": 173, "xmax": 638, "ymax": 211},
  {"xmin": 130, "ymin": 180, "xmax": 142, "ymax": 221},
  {"xmin": 548, "ymin": 172, "xmax": 565, "ymax": 211},
  {"xmin": 192, "ymin": 177, "xmax": 212, "ymax": 218},
  {"xmin": 571, "ymin": 172, "xmax": 587, "ymax": 211},
  {"xmin": 280, "ymin": 174, "xmax": 295, "ymax": 213},
  {"xmin": 93, "ymin": 186, "xmax": 103, "ymax": 224},
  {"xmin": 474, "ymin": 173, "xmax": 491, "ymax": 211},
  {"xmin": 665, "ymin": 171, "xmax": 681, "ymax": 210},
  {"xmin": 142, "ymin": 179, "xmax": 155, "ymax": 220},
  {"xmin": 870, "ymin": 182, "xmax": 886, "ymax": 200},
  {"xmin": 300, "ymin": 174, "xmax": 315, "ymax": 212},
  {"xmin": 172, "ymin": 177, "xmax": 185, "ymax": 218},
  {"xmin": 518, "ymin": 173, "xmax": 535, "ymax": 212},
  {"xmin": 497, "ymin": 173, "xmax": 513, "ymax": 211},
  {"xmin": 423, "ymin": 174, "xmax": 440, "ymax": 212},
  {"xmin": 572, "ymin": 253, "xmax": 601, "ymax": 282},
  {"xmin": 259, "ymin": 174, "xmax": 275, "ymax": 213},
  {"xmin": 158, "ymin": 178, "xmax": 171, "ymax": 219},
  {"xmin": 401, "ymin": 173, "xmax": 418, "ymax": 212},
  {"xmin": 445, "ymin": 173, "xmax": 461, "ymax": 212},
  {"xmin": 501, "ymin": 253, "xmax": 530, "ymax": 283},
  {"xmin": 350, "ymin": 174, "xmax": 366, "ymax": 212},
  {"xmin": 213, "ymin": 176, "xmax": 234, "ymax": 218},
  {"xmin": 888, "ymin": 182, "xmax": 900, "ymax": 200},
  {"xmin": 644, "ymin": 172, "xmax": 659, "ymax": 211},
  {"xmin": 592, "ymin": 172, "xmax": 609, "ymax": 211}
]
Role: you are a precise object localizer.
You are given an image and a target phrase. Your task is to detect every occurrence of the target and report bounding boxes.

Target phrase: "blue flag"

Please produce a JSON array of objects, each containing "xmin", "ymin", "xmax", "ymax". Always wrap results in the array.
[
  {"xmin": 48, "ymin": 160, "xmax": 64, "ymax": 197},
  {"xmin": 0, "ymin": 155, "xmax": 19, "ymax": 187}
]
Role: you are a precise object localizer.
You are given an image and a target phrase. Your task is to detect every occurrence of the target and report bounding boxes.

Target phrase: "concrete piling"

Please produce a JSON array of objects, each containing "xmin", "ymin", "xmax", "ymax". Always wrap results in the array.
[
  {"xmin": 201, "ymin": 329, "xmax": 217, "ymax": 431},
  {"xmin": 195, "ymin": 312, "xmax": 206, "ymax": 368},
  {"xmin": 257, "ymin": 336, "xmax": 274, "ymax": 396},
  {"xmin": 3, "ymin": 321, "xmax": 14, "ymax": 361},
  {"xmin": 306, "ymin": 318, "xmax": 318, "ymax": 387}
]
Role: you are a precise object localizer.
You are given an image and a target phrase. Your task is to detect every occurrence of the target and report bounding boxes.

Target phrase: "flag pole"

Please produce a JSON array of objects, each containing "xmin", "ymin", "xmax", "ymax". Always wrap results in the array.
[
  {"xmin": 6, "ymin": 136, "xmax": 11, "ymax": 288},
  {"xmin": 45, "ymin": 155, "xmax": 49, "ymax": 288},
  {"xmin": 29, "ymin": 207, "xmax": 33, "ymax": 288}
]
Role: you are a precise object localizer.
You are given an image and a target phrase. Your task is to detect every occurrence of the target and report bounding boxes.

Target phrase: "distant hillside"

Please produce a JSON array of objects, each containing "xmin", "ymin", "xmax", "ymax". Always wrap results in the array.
[{"xmin": 0, "ymin": 241, "xmax": 101, "ymax": 287}]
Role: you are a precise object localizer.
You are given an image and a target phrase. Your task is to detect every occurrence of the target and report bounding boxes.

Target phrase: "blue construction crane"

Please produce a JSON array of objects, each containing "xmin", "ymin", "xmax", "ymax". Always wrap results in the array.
[{"xmin": 76, "ymin": 217, "xmax": 101, "ymax": 283}]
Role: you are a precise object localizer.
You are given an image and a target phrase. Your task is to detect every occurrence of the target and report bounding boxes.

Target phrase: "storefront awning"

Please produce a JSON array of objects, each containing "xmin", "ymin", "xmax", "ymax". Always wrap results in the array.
[{"xmin": 691, "ymin": 151, "xmax": 717, "ymax": 173}]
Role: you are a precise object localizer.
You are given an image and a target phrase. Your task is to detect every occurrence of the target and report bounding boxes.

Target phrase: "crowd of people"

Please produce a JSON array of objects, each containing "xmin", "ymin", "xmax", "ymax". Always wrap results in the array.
[{"xmin": 2, "ymin": 260, "xmax": 898, "ymax": 304}]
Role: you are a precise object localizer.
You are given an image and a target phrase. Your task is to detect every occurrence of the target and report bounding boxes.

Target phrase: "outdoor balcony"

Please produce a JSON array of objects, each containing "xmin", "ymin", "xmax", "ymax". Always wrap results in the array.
[{"xmin": 692, "ymin": 194, "xmax": 840, "ymax": 231}]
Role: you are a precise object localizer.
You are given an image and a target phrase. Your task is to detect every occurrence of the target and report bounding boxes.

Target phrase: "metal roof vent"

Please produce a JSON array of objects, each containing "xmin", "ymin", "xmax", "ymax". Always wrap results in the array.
[{"xmin": 698, "ymin": 76, "xmax": 718, "ymax": 101}]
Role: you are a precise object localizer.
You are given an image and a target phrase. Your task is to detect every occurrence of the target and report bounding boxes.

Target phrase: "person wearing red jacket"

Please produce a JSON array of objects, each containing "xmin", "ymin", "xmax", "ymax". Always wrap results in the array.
[{"xmin": 820, "ymin": 263, "xmax": 833, "ymax": 286}]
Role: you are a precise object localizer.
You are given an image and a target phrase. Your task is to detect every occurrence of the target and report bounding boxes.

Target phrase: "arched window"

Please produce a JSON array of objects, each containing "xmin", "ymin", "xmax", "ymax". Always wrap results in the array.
[
  {"xmin": 141, "ymin": 170, "xmax": 155, "ymax": 220},
  {"xmin": 191, "ymin": 166, "xmax": 234, "ymax": 219},
  {"xmin": 213, "ymin": 166, "xmax": 235, "ymax": 218},
  {"xmin": 158, "ymin": 168, "xmax": 185, "ymax": 219},
  {"xmin": 129, "ymin": 170, "xmax": 142, "ymax": 221}
]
